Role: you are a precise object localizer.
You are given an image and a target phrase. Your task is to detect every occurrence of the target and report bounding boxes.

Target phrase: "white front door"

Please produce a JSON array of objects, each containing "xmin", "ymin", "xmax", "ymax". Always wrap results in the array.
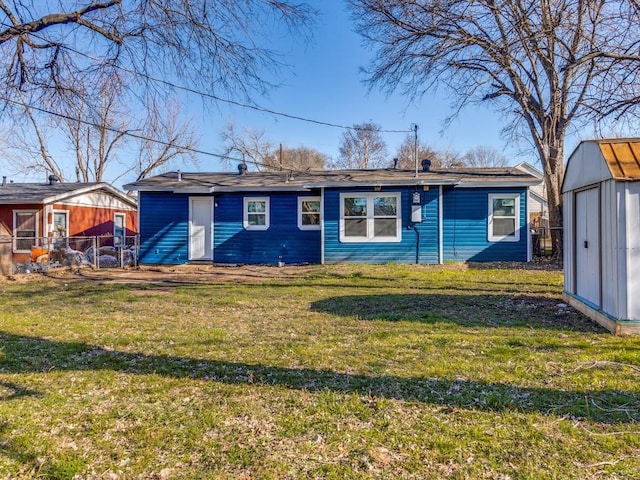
[
  {"xmin": 575, "ymin": 187, "xmax": 600, "ymax": 307},
  {"xmin": 189, "ymin": 197, "xmax": 213, "ymax": 260}
]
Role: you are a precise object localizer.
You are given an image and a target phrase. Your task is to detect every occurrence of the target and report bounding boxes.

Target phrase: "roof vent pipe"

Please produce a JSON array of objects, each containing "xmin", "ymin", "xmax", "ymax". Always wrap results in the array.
[
  {"xmin": 421, "ymin": 159, "xmax": 432, "ymax": 172},
  {"xmin": 177, "ymin": 170, "xmax": 182, "ymax": 181},
  {"xmin": 48, "ymin": 174, "xmax": 60, "ymax": 185},
  {"xmin": 393, "ymin": 158, "xmax": 398, "ymax": 169},
  {"xmin": 238, "ymin": 163, "xmax": 248, "ymax": 175},
  {"xmin": 1, "ymin": 176, "xmax": 5, "ymax": 186}
]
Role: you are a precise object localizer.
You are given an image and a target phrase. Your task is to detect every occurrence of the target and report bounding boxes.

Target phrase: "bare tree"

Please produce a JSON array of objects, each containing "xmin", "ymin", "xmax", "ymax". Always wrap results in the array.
[
  {"xmin": 461, "ymin": 146, "xmax": 509, "ymax": 168},
  {"xmin": 349, "ymin": 0, "xmax": 640, "ymax": 256},
  {"xmin": 4, "ymin": 77, "xmax": 198, "ymax": 183},
  {"xmin": 0, "ymin": 1, "xmax": 314, "ymax": 111},
  {"xmin": 220, "ymin": 123, "xmax": 274, "ymax": 172},
  {"xmin": 220, "ymin": 123, "xmax": 328, "ymax": 171},
  {"xmin": 335, "ymin": 122, "xmax": 388, "ymax": 169},
  {"xmin": 395, "ymin": 133, "xmax": 442, "ymax": 169},
  {"xmin": 265, "ymin": 146, "xmax": 328, "ymax": 171},
  {"xmin": 5, "ymin": 100, "xmax": 66, "ymax": 180},
  {"xmin": 0, "ymin": 1, "xmax": 314, "ymax": 183},
  {"xmin": 132, "ymin": 101, "xmax": 198, "ymax": 182}
]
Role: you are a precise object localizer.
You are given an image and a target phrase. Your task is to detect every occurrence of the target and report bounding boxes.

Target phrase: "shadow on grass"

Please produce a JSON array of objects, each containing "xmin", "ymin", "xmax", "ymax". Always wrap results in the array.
[
  {"xmin": 0, "ymin": 331, "xmax": 637, "ymax": 425},
  {"xmin": 310, "ymin": 294, "xmax": 602, "ymax": 332}
]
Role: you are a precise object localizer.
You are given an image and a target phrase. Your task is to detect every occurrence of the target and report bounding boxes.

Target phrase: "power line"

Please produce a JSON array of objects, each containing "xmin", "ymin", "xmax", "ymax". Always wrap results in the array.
[
  {"xmin": 1, "ymin": 95, "xmax": 323, "ymax": 174},
  {"xmin": 13, "ymin": 25, "xmax": 413, "ymax": 134},
  {"xmin": 2, "ymin": 95, "xmax": 237, "ymax": 162}
]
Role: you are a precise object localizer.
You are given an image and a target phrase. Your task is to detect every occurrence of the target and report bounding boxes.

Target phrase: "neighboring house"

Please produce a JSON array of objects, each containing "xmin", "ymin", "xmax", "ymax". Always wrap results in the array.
[
  {"xmin": 0, "ymin": 176, "xmax": 137, "ymax": 264},
  {"xmin": 124, "ymin": 164, "xmax": 539, "ymax": 266},
  {"xmin": 515, "ymin": 162, "xmax": 548, "ymax": 229},
  {"xmin": 562, "ymin": 138, "xmax": 640, "ymax": 335}
]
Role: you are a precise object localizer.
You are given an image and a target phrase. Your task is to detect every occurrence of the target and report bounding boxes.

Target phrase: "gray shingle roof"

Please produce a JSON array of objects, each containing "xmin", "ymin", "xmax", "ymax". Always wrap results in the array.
[
  {"xmin": 124, "ymin": 167, "xmax": 538, "ymax": 192},
  {"xmin": 0, "ymin": 181, "xmax": 135, "ymax": 206}
]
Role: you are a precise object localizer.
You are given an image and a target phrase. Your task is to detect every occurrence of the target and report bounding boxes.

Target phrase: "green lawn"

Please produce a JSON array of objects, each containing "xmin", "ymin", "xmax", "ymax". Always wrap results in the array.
[{"xmin": 0, "ymin": 264, "xmax": 639, "ymax": 479}]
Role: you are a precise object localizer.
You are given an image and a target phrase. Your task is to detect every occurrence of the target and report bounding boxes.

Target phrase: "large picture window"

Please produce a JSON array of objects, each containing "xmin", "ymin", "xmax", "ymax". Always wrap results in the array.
[
  {"xmin": 488, "ymin": 193, "xmax": 520, "ymax": 242},
  {"xmin": 298, "ymin": 197, "xmax": 321, "ymax": 230},
  {"xmin": 13, "ymin": 210, "xmax": 38, "ymax": 252},
  {"xmin": 340, "ymin": 193, "xmax": 401, "ymax": 242},
  {"xmin": 243, "ymin": 197, "xmax": 270, "ymax": 230}
]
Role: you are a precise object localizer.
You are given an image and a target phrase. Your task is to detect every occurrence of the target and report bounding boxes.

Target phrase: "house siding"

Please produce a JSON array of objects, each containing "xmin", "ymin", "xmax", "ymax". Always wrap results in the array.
[
  {"xmin": 442, "ymin": 187, "xmax": 528, "ymax": 262},
  {"xmin": 323, "ymin": 187, "xmax": 440, "ymax": 264},
  {"xmin": 138, "ymin": 191, "xmax": 321, "ymax": 265},
  {"xmin": 213, "ymin": 192, "xmax": 321, "ymax": 265},
  {"xmin": 139, "ymin": 192, "xmax": 189, "ymax": 264}
]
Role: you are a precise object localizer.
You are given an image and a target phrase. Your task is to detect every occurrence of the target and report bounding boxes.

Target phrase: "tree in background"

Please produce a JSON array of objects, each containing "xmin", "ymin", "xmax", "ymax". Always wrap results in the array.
[
  {"xmin": 461, "ymin": 146, "xmax": 508, "ymax": 168},
  {"xmin": 0, "ymin": 1, "xmax": 314, "ymax": 182},
  {"xmin": 3, "ymin": 76, "xmax": 197, "ymax": 182},
  {"xmin": 335, "ymin": 122, "xmax": 388, "ymax": 169},
  {"xmin": 394, "ymin": 133, "xmax": 442, "ymax": 169},
  {"xmin": 264, "ymin": 146, "xmax": 328, "ymax": 171},
  {"xmin": 220, "ymin": 123, "xmax": 327, "ymax": 172},
  {"xmin": 349, "ymin": 0, "xmax": 640, "ymax": 256}
]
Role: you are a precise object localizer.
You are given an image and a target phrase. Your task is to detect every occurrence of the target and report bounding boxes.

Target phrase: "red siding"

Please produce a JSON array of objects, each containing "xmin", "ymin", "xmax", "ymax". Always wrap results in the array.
[{"xmin": 53, "ymin": 204, "xmax": 137, "ymax": 236}]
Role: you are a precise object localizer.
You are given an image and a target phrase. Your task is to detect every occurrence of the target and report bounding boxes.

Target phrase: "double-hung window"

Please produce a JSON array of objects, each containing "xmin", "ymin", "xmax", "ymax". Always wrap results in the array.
[
  {"xmin": 13, "ymin": 210, "xmax": 38, "ymax": 252},
  {"xmin": 298, "ymin": 197, "xmax": 321, "ymax": 230},
  {"xmin": 340, "ymin": 192, "xmax": 401, "ymax": 242},
  {"xmin": 243, "ymin": 197, "xmax": 270, "ymax": 230},
  {"xmin": 488, "ymin": 194, "xmax": 520, "ymax": 242}
]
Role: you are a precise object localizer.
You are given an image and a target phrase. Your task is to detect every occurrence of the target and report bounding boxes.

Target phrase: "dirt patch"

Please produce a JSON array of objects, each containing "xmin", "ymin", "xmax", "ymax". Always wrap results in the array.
[
  {"xmin": 5, "ymin": 264, "xmax": 320, "ymax": 286},
  {"xmin": 1, "ymin": 259, "xmax": 562, "ymax": 286}
]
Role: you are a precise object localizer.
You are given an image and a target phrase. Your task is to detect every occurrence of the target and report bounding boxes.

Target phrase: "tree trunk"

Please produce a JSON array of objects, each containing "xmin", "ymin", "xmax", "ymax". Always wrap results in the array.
[{"xmin": 543, "ymin": 159, "xmax": 565, "ymax": 261}]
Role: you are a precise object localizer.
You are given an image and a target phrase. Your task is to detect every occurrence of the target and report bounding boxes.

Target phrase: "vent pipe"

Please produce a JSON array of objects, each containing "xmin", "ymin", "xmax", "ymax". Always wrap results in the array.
[
  {"xmin": 177, "ymin": 170, "xmax": 182, "ymax": 181},
  {"xmin": 393, "ymin": 158, "xmax": 398, "ymax": 169},
  {"xmin": 1, "ymin": 176, "xmax": 5, "ymax": 186}
]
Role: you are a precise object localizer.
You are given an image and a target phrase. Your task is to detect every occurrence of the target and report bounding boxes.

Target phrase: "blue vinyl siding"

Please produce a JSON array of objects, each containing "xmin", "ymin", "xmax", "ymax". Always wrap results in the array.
[
  {"xmin": 138, "ymin": 185, "xmax": 529, "ymax": 266},
  {"xmin": 442, "ymin": 187, "xmax": 527, "ymax": 262},
  {"xmin": 213, "ymin": 192, "xmax": 320, "ymax": 265},
  {"xmin": 323, "ymin": 187, "xmax": 439, "ymax": 264},
  {"xmin": 138, "ymin": 192, "xmax": 189, "ymax": 264}
]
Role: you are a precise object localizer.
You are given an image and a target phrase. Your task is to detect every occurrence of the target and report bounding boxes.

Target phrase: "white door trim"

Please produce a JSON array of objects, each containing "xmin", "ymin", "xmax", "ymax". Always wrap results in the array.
[{"xmin": 189, "ymin": 197, "xmax": 213, "ymax": 261}]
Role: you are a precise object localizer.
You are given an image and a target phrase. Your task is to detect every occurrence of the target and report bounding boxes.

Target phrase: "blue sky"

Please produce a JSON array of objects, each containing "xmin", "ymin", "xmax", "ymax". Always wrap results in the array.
[
  {"xmin": 186, "ymin": 2, "xmax": 530, "ymax": 173},
  {"xmin": 7, "ymin": 2, "xmax": 558, "ymax": 186}
]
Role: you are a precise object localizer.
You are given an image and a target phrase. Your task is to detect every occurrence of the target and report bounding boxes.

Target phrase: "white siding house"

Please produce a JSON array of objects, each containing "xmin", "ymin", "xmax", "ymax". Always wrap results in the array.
[{"xmin": 562, "ymin": 138, "xmax": 640, "ymax": 335}]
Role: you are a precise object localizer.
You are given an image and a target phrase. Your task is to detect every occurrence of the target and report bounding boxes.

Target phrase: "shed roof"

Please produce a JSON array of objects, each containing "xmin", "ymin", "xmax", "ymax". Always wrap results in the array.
[
  {"xmin": 596, "ymin": 139, "xmax": 640, "ymax": 180},
  {"xmin": 124, "ymin": 167, "xmax": 539, "ymax": 193},
  {"xmin": 0, "ymin": 181, "xmax": 136, "ymax": 207}
]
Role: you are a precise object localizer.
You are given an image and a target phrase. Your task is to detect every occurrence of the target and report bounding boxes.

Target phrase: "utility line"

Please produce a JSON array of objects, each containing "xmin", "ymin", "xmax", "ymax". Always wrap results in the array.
[
  {"xmin": 2, "ymin": 95, "xmax": 325, "ymax": 174},
  {"xmin": 3, "ymin": 95, "xmax": 236, "ymax": 164},
  {"xmin": 14, "ymin": 25, "xmax": 413, "ymax": 134}
]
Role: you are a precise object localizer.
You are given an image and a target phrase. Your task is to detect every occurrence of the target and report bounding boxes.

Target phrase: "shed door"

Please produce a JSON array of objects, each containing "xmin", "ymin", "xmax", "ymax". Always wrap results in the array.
[
  {"xmin": 575, "ymin": 187, "xmax": 600, "ymax": 307},
  {"xmin": 189, "ymin": 197, "xmax": 213, "ymax": 260}
]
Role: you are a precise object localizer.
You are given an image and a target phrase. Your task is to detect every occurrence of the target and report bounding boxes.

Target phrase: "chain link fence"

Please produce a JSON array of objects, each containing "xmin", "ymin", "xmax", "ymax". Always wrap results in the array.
[
  {"xmin": 10, "ymin": 235, "xmax": 139, "ymax": 274},
  {"xmin": 531, "ymin": 227, "xmax": 562, "ymax": 257}
]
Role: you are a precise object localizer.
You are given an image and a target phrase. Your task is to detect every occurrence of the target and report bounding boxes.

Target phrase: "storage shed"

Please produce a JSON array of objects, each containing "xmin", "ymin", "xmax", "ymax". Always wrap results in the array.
[{"xmin": 562, "ymin": 138, "xmax": 640, "ymax": 335}]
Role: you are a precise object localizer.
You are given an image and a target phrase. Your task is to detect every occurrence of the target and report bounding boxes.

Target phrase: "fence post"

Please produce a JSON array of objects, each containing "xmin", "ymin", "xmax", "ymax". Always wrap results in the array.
[
  {"xmin": 93, "ymin": 237, "xmax": 98, "ymax": 269},
  {"xmin": 135, "ymin": 235, "xmax": 139, "ymax": 267}
]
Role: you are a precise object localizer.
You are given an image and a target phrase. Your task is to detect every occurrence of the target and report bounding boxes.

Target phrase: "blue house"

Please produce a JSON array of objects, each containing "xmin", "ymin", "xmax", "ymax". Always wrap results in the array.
[{"xmin": 124, "ymin": 164, "xmax": 538, "ymax": 265}]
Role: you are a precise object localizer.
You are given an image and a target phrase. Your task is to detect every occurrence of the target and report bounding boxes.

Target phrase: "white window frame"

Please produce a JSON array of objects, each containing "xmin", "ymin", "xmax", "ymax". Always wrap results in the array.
[
  {"xmin": 13, "ymin": 210, "xmax": 39, "ymax": 253},
  {"xmin": 298, "ymin": 196, "xmax": 321, "ymax": 231},
  {"xmin": 243, "ymin": 197, "xmax": 270, "ymax": 231},
  {"xmin": 339, "ymin": 192, "xmax": 402, "ymax": 243},
  {"xmin": 114, "ymin": 213, "xmax": 126, "ymax": 245},
  {"xmin": 488, "ymin": 193, "xmax": 520, "ymax": 242}
]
